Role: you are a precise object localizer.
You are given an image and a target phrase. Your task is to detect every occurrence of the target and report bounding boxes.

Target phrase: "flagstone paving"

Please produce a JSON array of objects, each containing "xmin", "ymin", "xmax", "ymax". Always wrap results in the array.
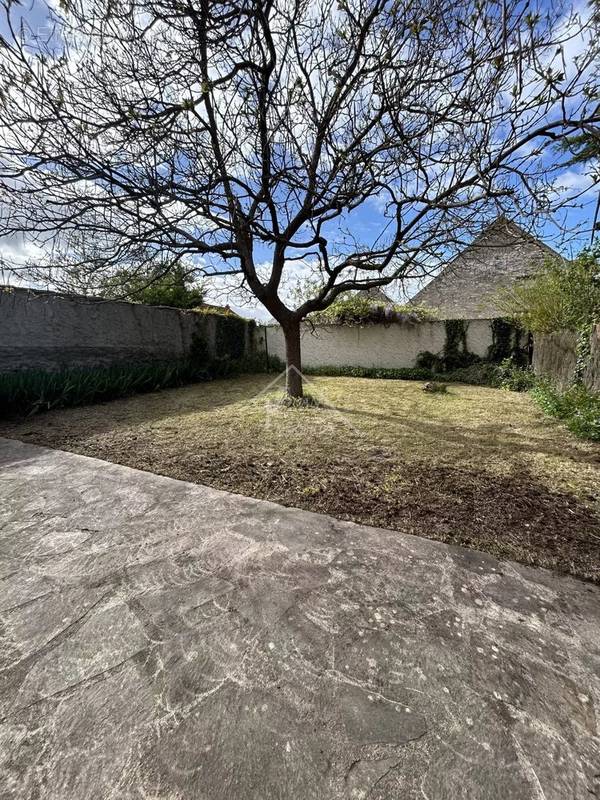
[{"xmin": 0, "ymin": 437, "xmax": 599, "ymax": 799}]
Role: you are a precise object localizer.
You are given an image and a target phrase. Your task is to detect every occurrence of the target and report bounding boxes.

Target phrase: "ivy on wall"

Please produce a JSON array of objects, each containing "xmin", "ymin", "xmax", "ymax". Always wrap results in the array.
[
  {"xmin": 487, "ymin": 319, "xmax": 528, "ymax": 365},
  {"xmin": 188, "ymin": 310, "xmax": 262, "ymax": 375},
  {"xmin": 417, "ymin": 318, "xmax": 526, "ymax": 372},
  {"xmin": 443, "ymin": 320, "xmax": 474, "ymax": 369},
  {"xmin": 573, "ymin": 323, "xmax": 594, "ymax": 384},
  {"xmin": 215, "ymin": 314, "xmax": 248, "ymax": 360}
]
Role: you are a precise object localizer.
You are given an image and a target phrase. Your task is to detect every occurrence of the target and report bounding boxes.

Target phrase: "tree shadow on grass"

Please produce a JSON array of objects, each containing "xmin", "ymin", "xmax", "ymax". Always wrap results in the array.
[
  {"xmin": 333, "ymin": 404, "xmax": 600, "ymax": 467},
  {"xmin": 0, "ymin": 373, "xmax": 279, "ymax": 441}
]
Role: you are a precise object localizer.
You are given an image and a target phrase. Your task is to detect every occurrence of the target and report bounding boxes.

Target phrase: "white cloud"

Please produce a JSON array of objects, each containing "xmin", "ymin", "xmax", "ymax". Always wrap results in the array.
[
  {"xmin": 553, "ymin": 168, "xmax": 596, "ymax": 197},
  {"xmin": 0, "ymin": 233, "xmax": 47, "ymax": 287}
]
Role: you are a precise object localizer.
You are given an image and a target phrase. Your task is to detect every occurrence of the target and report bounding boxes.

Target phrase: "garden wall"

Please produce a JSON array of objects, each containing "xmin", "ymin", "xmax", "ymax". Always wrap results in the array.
[
  {"xmin": 260, "ymin": 318, "xmax": 495, "ymax": 369},
  {"xmin": 0, "ymin": 286, "xmax": 255, "ymax": 372},
  {"xmin": 533, "ymin": 325, "xmax": 600, "ymax": 392}
]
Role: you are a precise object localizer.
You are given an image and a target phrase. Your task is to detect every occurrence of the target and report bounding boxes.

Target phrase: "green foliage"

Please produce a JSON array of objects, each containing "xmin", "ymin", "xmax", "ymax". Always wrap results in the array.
[
  {"xmin": 574, "ymin": 323, "xmax": 594, "ymax": 384},
  {"xmin": 495, "ymin": 358, "xmax": 536, "ymax": 392},
  {"xmin": 302, "ymin": 364, "xmax": 433, "ymax": 381},
  {"xmin": 101, "ymin": 262, "xmax": 205, "ymax": 309},
  {"xmin": 443, "ymin": 319, "xmax": 467, "ymax": 363},
  {"xmin": 0, "ymin": 361, "xmax": 203, "ymax": 417},
  {"xmin": 313, "ymin": 294, "xmax": 373, "ymax": 324},
  {"xmin": 214, "ymin": 313, "xmax": 246, "ymax": 360},
  {"xmin": 440, "ymin": 362, "xmax": 501, "ymax": 387},
  {"xmin": 443, "ymin": 319, "xmax": 481, "ymax": 369},
  {"xmin": 396, "ymin": 303, "xmax": 437, "ymax": 322},
  {"xmin": 487, "ymin": 318, "xmax": 528, "ymax": 365},
  {"xmin": 188, "ymin": 329, "xmax": 212, "ymax": 371},
  {"xmin": 309, "ymin": 294, "xmax": 437, "ymax": 325},
  {"xmin": 498, "ymin": 248, "xmax": 600, "ymax": 412},
  {"xmin": 415, "ymin": 350, "xmax": 444, "ymax": 371},
  {"xmin": 497, "ymin": 249, "xmax": 600, "ymax": 334},
  {"xmin": 532, "ymin": 381, "xmax": 600, "ymax": 441}
]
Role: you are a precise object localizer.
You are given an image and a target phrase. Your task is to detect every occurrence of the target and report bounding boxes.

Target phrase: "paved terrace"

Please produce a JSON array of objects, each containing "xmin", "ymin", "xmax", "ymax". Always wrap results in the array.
[{"xmin": 0, "ymin": 437, "xmax": 599, "ymax": 799}]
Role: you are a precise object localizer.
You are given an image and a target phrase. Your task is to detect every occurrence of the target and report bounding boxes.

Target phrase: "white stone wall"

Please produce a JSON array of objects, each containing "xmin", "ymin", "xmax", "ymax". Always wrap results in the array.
[{"xmin": 260, "ymin": 319, "xmax": 495, "ymax": 369}]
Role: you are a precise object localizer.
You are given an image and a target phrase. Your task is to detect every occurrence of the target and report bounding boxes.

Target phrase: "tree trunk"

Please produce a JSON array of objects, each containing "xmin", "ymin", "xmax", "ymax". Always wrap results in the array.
[{"xmin": 283, "ymin": 320, "xmax": 303, "ymax": 398}]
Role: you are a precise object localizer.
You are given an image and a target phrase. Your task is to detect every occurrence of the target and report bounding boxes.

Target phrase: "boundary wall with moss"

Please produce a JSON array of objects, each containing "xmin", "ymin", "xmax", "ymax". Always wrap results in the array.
[
  {"xmin": 0, "ymin": 286, "xmax": 256, "ymax": 373},
  {"xmin": 533, "ymin": 325, "xmax": 600, "ymax": 392}
]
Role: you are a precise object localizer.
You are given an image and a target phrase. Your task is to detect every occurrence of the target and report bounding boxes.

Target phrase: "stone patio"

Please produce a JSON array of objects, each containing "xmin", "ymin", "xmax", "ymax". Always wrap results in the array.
[{"xmin": 0, "ymin": 437, "xmax": 599, "ymax": 799}]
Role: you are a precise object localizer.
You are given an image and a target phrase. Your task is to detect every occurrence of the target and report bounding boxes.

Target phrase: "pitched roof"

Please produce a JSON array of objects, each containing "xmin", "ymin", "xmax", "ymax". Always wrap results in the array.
[
  {"xmin": 353, "ymin": 286, "xmax": 394, "ymax": 304},
  {"xmin": 411, "ymin": 217, "xmax": 561, "ymax": 319}
]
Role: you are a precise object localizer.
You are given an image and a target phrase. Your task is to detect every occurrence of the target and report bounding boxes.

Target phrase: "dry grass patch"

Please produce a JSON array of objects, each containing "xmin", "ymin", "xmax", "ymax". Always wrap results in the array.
[{"xmin": 2, "ymin": 374, "xmax": 599, "ymax": 581}]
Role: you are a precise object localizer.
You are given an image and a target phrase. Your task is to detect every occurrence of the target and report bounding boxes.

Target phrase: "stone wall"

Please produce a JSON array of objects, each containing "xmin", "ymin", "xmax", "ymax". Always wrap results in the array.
[
  {"xmin": 260, "ymin": 319, "xmax": 495, "ymax": 370},
  {"xmin": 533, "ymin": 325, "xmax": 600, "ymax": 392},
  {"xmin": 0, "ymin": 287, "xmax": 255, "ymax": 373}
]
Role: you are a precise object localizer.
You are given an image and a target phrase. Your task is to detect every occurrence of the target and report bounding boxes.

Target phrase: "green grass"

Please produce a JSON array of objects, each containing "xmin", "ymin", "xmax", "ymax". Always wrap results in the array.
[
  {"xmin": 0, "ymin": 353, "xmax": 273, "ymax": 418},
  {"xmin": 0, "ymin": 361, "xmax": 205, "ymax": 417}
]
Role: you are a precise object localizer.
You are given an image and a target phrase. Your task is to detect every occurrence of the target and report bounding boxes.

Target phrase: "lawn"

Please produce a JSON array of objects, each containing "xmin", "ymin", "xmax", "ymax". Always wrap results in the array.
[{"xmin": 2, "ymin": 374, "xmax": 600, "ymax": 582}]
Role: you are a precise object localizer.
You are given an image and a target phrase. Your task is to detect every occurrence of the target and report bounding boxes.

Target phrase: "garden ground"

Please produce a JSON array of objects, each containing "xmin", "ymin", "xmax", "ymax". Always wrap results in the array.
[{"xmin": 2, "ymin": 374, "xmax": 599, "ymax": 582}]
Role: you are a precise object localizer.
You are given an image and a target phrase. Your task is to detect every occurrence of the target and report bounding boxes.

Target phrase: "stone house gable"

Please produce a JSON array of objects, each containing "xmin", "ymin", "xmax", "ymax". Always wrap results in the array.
[{"xmin": 411, "ymin": 218, "xmax": 561, "ymax": 319}]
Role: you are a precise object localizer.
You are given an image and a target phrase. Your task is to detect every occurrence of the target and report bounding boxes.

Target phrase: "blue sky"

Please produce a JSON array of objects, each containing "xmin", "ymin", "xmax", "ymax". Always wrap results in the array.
[
  {"xmin": 220, "ymin": 183, "xmax": 598, "ymax": 321},
  {"xmin": 1, "ymin": 0, "xmax": 598, "ymax": 321}
]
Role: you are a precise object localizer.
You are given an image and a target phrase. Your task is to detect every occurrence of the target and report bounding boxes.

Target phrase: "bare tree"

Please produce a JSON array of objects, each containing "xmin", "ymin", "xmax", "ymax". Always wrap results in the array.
[{"xmin": 0, "ymin": 0, "xmax": 598, "ymax": 396}]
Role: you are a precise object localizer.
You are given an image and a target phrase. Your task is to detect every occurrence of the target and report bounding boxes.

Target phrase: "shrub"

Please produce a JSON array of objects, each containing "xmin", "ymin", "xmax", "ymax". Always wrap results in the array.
[
  {"xmin": 441, "ymin": 362, "xmax": 501, "ymax": 387},
  {"xmin": 495, "ymin": 358, "xmax": 536, "ymax": 392},
  {"xmin": 415, "ymin": 347, "xmax": 482, "ymax": 375},
  {"xmin": 532, "ymin": 381, "xmax": 600, "ymax": 441},
  {"xmin": 415, "ymin": 350, "xmax": 443, "ymax": 371},
  {"xmin": 264, "ymin": 354, "xmax": 286, "ymax": 372},
  {"xmin": 302, "ymin": 364, "xmax": 433, "ymax": 381},
  {"xmin": 497, "ymin": 248, "xmax": 600, "ymax": 335}
]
